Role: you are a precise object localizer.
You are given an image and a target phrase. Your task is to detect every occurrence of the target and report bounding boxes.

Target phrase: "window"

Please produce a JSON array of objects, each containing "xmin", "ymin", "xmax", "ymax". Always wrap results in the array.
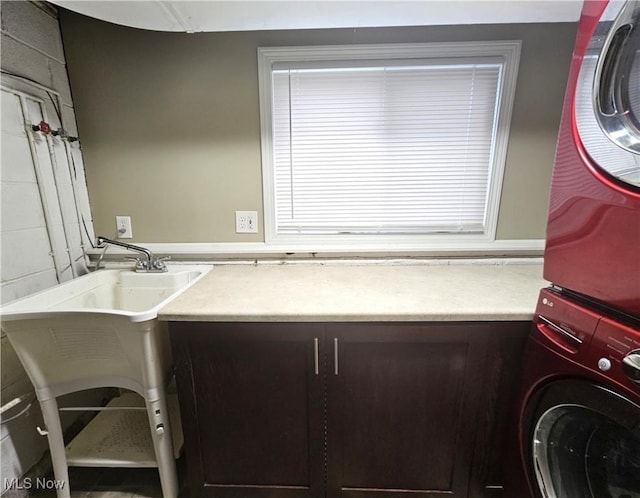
[{"xmin": 258, "ymin": 42, "xmax": 520, "ymax": 249}]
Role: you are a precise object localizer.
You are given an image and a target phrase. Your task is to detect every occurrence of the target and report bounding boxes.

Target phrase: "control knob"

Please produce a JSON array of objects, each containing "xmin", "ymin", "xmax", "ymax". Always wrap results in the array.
[{"xmin": 597, "ymin": 358, "xmax": 612, "ymax": 371}]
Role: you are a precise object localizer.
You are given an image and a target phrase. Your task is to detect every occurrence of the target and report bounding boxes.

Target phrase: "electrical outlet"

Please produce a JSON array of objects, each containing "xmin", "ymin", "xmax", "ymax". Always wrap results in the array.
[
  {"xmin": 116, "ymin": 216, "xmax": 133, "ymax": 238},
  {"xmin": 235, "ymin": 211, "xmax": 258, "ymax": 233}
]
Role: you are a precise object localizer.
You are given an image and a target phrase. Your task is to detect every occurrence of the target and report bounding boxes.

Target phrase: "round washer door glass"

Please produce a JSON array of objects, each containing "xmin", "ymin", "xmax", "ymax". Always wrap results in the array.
[
  {"xmin": 575, "ymin": 0, "xmax": 640, "ymax": 187},
  {"xmin": 533, "ymin": 405, "xmax": 640, "ymax": 498}
]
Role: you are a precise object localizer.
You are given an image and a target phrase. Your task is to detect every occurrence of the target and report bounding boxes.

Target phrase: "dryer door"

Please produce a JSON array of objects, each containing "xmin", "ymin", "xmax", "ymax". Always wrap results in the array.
[
  {"xmin": 575, "ymin": 0, "xmax": 640, "ymax": 187},
  {"xmin": 531, "ymin": 381, "xmax": 640, "ymax": 498}
]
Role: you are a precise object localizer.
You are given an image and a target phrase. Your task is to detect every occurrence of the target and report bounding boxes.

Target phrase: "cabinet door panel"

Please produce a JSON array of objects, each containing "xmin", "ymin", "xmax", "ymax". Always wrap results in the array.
[
  {"xmin": 171, "ymin": 323, "xmax": 325, "ymax": 498},
  {"xmin": 327, "ymin": 324, "xmax": 488, "ymax": 498},
  {"xmin": 468, "ymin": 322, "xmax": 530, "ymax": 498},
  {"xmin": 195, "ymin": 341, "xmax": 310, "ymax": 485}
]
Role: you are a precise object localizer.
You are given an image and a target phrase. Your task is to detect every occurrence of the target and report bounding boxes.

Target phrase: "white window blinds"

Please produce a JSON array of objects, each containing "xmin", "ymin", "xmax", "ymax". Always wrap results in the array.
[{"xmin": 272, "ymin": 61, "xmax": 502, "ymax": 235}]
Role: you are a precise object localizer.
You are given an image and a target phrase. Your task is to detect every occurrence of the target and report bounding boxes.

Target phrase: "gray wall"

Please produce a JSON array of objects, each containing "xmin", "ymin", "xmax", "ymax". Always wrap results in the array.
[{"xmin": 60, "ymin": 11, "xmax": 577, "ymax": 244}]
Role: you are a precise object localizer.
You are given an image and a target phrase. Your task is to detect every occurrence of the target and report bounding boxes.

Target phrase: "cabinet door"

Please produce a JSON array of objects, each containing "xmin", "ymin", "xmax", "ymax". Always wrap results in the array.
[
  {"xmin": 326, "ymin": 323, "xmax": 488, "ymax": 498},
  {"xmin": 468, "ymin": 322, "xmax": 530, "ymax": 498},
  {"xmin": 171, "ymin": 323, "xmax": 326, "ymax": 498}
]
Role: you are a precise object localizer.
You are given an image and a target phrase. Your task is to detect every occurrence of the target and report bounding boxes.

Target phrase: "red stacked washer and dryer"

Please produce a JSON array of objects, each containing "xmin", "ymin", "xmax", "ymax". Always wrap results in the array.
[{"xmin": 506, "ymin": 0, "xmax": 640, "ymax": 497}]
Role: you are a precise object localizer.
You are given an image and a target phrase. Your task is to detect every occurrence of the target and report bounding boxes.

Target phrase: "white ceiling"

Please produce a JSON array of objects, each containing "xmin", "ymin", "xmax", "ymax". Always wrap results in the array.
[{"xmin": 50, "ymin": 1, "xmax": 583, "ymax": 33}]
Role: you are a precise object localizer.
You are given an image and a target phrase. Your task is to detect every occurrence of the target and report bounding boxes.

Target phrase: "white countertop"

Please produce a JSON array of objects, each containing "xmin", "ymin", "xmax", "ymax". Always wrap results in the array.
[{"xmin": 158, "ymin": 261, "xmax": 547, "ymax": 322}]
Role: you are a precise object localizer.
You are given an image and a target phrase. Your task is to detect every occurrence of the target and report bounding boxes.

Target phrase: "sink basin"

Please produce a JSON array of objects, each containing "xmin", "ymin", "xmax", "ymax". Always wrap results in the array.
[
  {"xmin": 0, "ymin": 263, "xmax": 213, "ymax": 406},
  {"xmin": 1, "ymin": 264, "xmax": 212, "ymax": 322}
]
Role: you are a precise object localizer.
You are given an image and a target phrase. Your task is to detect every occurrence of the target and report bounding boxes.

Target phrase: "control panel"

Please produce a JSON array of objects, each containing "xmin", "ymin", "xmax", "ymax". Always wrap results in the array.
[
  {"xmin": 533, "ymin": 288, "xmax": 601, "ymax": 355},
  {"xmin": 590, "ymin": 316, "xmax": 640, "ymax": 393}
]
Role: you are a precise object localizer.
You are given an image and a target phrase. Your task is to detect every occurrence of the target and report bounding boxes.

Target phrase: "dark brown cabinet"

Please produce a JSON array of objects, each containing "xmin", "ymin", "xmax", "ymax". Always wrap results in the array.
[
  {"xmin": 326, "ymin": 324, "xmax": 487, "ymax": 498},
  {"xmin": 169, "ymin": 322, "xmax": 529, "ymax": 498},
  {"xmin": 468, "ymin": 323, "xmax": 529, "ymax": 498},
  {"xmin": 171, "ymin": 323, "xmax": 325, "ymax": 498}
]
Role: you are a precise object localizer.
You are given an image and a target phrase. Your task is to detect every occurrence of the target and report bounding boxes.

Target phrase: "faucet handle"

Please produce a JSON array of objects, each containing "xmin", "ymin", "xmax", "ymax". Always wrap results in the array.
[
  {"xmin": 125, "ymin": 256, "xmax": 147, "ymax": 270},
  {"xmin": 153, "ymin": 256, "xmax": 171, "ymax": 271}
]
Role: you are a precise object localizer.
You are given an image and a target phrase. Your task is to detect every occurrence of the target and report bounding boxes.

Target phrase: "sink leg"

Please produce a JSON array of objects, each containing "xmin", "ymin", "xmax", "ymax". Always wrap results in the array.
[
  {"xmin": 146, "ymin": 396, "xmax": 178, "ymax": 498},
  {"xmin": 39, "ymin": 397, "xmax": 71, "ymax": 498}
]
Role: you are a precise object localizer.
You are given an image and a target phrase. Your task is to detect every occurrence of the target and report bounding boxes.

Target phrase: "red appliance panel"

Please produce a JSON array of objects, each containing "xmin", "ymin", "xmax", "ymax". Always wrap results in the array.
[
  {"xmin": 504, "ymin": 290, "xmax": 602, "ymax": 498},
  {"xmin": 532, "ymin": 288, "xmax": 600, "ymax": 356},
  {"xmin": 588, "ymin": 315, "xmax": 640, "ymax": 399},
  {"xmin": 505, "ymin": 291, "xmax": 640, "ymax": 498},
  {"xmin": 544, "ymin": 0, "xmax": 640, "ymax": 316}
]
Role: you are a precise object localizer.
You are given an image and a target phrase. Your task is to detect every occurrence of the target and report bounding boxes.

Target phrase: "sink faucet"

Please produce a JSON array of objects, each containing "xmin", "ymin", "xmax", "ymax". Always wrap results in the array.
[{"xmin": 95, "ymin": 236, "xmax": 169, "ymax": 272}]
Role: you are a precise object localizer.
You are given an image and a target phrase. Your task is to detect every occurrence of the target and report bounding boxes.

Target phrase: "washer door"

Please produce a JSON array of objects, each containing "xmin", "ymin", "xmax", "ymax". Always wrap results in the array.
[
  {"xmin": 575, "ymin": 0, "xmax": 640, "ymax": 187},
  {"xmin": 531, "ymin": 381, "xmax": 640, "ymax": 498}
]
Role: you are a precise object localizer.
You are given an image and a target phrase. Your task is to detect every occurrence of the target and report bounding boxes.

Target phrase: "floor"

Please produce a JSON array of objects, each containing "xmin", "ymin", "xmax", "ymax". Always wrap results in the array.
[{"xmin": 2, "ymin": 461, "xmax": 186, "ymax": 498}]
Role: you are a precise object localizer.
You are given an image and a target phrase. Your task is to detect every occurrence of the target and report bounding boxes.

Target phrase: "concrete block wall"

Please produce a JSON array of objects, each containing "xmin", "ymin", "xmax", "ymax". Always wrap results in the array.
[{"xmin": 1, "ymin": 1, "xmax": 101, "ymax": 489}]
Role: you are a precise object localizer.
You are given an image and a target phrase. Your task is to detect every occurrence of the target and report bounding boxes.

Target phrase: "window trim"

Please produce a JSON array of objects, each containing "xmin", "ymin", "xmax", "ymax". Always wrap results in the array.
[{"xmin": 258, "ymin": 41, "xmax": 521, "ymax": 251}]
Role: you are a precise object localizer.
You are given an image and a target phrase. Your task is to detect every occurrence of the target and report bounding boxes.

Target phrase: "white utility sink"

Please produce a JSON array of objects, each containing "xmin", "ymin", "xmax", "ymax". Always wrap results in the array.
[{"xmin": 0, "ymin": 264, "xmax": 212, "ymax": 498}]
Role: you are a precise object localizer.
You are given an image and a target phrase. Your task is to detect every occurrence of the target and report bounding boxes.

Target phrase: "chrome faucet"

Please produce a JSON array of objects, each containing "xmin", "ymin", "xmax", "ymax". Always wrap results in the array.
[{"xmin": 95, "ymin": 236, "xmax": 169, "ymax": 272}]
